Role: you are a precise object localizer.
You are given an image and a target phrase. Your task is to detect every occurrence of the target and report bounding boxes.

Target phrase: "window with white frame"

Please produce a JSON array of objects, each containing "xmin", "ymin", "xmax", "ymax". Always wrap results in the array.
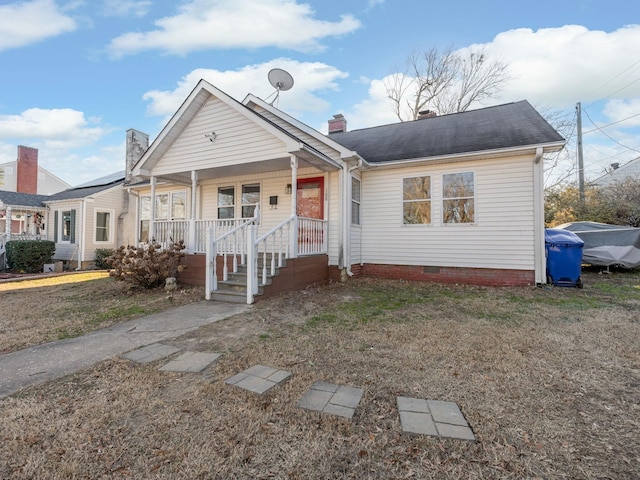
[
  {"xmin": 61, "ymin": 210, "xmax": 72, "ymax": 242},
  {"xmin": 95, "ymin": 210, "xmax": 112, "ymax": 242},
  {"xmin": 218, "ymin": 186, "xmax": 235, "ymax": 219},
  {"xmin": 351, "ymin": 177, "xmax": 361, "ymax": 225},
  {"xmin": 242, "ymin": 184, "xmax": 260, "ymax": 218},
  {"xmin": 139, "ymin": 196, "xmax": 151, "ymax": 242},
  {"xmin": 403, "ymin": 176, "xmax": 431, "ymax": 224},
  {"xmin": 442, "ymin": 172, "xmax": 475, "ymax": 223}
]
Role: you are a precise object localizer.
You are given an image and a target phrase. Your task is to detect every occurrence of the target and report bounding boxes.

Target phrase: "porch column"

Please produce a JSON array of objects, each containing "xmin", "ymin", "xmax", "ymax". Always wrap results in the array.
[
  {"xmin": 5, "ymin": 206, "xmax": 11, "ymax": 235},
  {"xmin": 188, "ymin": 170, "xmax": 198, "ymax": 252},
  {"xmin": 289, "ymin": 155, "xmax": 298, "ymax": 258},
  {"xmin": 150, "ymin": 176, "xmax": 157, "ymax": 241}
]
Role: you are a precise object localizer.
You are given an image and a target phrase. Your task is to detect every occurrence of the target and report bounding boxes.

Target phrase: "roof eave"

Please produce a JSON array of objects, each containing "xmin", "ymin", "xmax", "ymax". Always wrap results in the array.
[{"xmin": 364, "ymin": 141, "xmax": 566, "ymax": 169}]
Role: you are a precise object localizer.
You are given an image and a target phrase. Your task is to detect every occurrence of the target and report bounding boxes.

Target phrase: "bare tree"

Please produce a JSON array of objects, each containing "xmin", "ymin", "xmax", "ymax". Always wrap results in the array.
[{"xmin": 385, "ymin": 46, "xmax": 509, "ymax": 121}]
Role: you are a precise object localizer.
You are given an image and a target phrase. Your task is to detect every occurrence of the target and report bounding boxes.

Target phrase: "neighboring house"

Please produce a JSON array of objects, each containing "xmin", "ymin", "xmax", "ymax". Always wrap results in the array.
[
  {"xmin": 592, "ymin": 156, "xmax": 640, "ymax": 186},
  {"xmin": 126, "ymin": 79, "xmax": 565, "ymax": 303},
  {"xmin": 0, "ymin": 145, "xmax": 70, "ymax": 195},
  {"xmin": 0, "ymin": 130, "xmax": 148, "ymax": 270},
  {"xmin": 0, "ymin": 146, "xmax": 71, "ymax": 236}
]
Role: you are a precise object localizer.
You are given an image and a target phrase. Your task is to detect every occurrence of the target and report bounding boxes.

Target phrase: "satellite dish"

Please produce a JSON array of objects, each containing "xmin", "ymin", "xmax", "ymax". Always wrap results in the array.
[{"xmin": 267, "ymin": 68, "xmax": 294, "ymax": 106}]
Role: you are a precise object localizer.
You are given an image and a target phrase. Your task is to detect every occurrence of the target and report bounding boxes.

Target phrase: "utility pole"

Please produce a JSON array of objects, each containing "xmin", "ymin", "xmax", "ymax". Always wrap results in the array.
[{"xmin": 576, "ymin": 102, "xmax": 585, "ymax": 203}]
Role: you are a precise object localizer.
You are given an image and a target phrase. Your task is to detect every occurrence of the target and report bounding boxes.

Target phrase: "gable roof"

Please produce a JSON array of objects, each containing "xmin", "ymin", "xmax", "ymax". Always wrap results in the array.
[
  {"xmin": 0, "ymin": 190, "xmax": 50, "ymax": 209},
  {"xmin": 592, "ymin": 156, "xmax": 640, "ymax": 186},
  {"xmin": 133, "ymin": 80, "xmax": 339, "ymax": 176},
  {"xmin": 328, "ymin": 101, "xmax": 565, "ymax": 164}
]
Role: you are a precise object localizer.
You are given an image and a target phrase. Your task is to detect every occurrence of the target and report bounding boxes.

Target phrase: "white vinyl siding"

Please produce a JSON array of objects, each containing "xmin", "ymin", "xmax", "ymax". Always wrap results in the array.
[
  {"xmin": 153, "ymin": 96, "xmax": 289, "ymax": 175},
  {"xmin": 360, "ymin": 156, "xmax": 536, "ymax": 270}
]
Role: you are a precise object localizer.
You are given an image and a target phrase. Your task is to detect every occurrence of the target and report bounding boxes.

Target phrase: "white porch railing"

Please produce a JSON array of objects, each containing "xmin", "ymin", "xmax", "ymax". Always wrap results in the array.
[
  {"xmin": 154, "ymin": 218, "xmax": 254, "ymax": 253},
  {"xmin": 205, "ymin": 218, "xmax": 256, "ymax": 300},
  {"xmin": 205, "ymin": 215, "xmax": 328, "ymax": 304}
]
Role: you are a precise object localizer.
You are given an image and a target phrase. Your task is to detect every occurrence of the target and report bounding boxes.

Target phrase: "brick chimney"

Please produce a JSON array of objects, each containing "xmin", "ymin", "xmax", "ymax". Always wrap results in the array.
[
  {"xmin": 328, "ymin": 114, "xmax": 347, "ymax": 134},
  {"xmin": 417, "ymin": 110, "xmax": 438, "ymax": 120},
  {"xmin": 16, "ymin": 145, "xmax": 38, "ymax": 193},
  {"xmin": 125, "ymin": 128, "xmax": 149, "ymax": 184}
]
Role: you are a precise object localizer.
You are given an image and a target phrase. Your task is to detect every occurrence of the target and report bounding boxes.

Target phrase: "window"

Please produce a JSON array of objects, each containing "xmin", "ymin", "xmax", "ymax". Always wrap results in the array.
[
  {"xmin": 55, "ymin": 209, "xmax": 75, "ymax": 243},
  {"xmin": 61, "ymin": 210, "xmax": 72, "ymax": 241},
  {"xmin": 218, "ymin": 187, "xmax": 235, "ymax": 219},
  {"xmin": 351, "ymin": 177, "xmax": 361, "ymax": 225},
  {"xmin": 403, "ymin": 176, "xmax": 431, "ymax": 224},
  {"xmin": 171, "ymin": 192, "xmax": 186, "ymax": 220},
  {"xmin": 95, "ymin": 211, "xmax": 111, "ymax": 242},
  {"xmin": 155, "ymin": 193, "xmax": 169, "ymax": 220},
  {"xmin": 139, "ymin": 196, "xmax": 150, "ymax": 242},
  {"xmin": 443, "ymin": 172, "xmax": 475, "ymax": 223},
  {"xmin": 242, "ymin": 184, "xmax": 260, "ymax": 218}
]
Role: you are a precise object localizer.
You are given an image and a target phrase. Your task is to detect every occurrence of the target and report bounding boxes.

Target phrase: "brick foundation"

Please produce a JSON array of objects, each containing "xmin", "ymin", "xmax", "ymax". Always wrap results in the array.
[{"xmin": 331, "ymin": 263, "xmax": 534, "ymax": 287}]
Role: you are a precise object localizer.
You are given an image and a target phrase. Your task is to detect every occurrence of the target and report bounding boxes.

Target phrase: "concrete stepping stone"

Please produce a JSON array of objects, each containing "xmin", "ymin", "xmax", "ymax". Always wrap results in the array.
[
  {"xmin": 159, "ymin": 351, "xmax": 221, "ymax": 373},
  {"xmin": 225, "ymin": 364, "xmax": 291, "ymax": 395},
  {"xmin": 397, "ymin": 396, "xmax": 475, "ymax": 441},
  {"xmin": 297, "ymin": 381, "xmax": 364, "ymax": 419},
  {"xmin": 122, "ymin": 343, "xmax": 180, "ymax": 364}
]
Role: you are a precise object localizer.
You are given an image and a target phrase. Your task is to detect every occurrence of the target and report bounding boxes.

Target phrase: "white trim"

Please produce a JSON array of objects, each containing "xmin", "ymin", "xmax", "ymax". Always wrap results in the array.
[{"xmin": 94, "ymin": 208, "xmax": 115, "ymax": 244}]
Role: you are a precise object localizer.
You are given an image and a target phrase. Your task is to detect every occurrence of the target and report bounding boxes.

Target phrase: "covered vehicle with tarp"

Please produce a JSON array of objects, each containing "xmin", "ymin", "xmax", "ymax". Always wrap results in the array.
[{"xmin": 557, "ymin": 221, "xmax": 640, "ymax": 268}]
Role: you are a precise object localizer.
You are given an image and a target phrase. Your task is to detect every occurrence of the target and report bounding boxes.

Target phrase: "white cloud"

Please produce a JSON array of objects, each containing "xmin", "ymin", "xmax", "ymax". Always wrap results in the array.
[
  {"xmin": 143, "ymin": 58, "xmax": 349, "ymax": 120},
  {"xmin": 0, "ymin": 0, "xmax": 76, "ymax": 51},
  {"xmin": 479, "ymin": 25, "xmax": 640, "ymax": 109},
  {"xmin": 602, "ymin": 98, "xmax": 640, "ymax": 128},
  {"xmin": 107, "ymin": 0, "xmax": 360, "ymax": 57},
  {"xmin": 102, "ymin": 0, "xmax": 151, "ymax": 17},
  {"xmin": 0, "ymin": 108, "xmax": 108, "ymax": 149}
]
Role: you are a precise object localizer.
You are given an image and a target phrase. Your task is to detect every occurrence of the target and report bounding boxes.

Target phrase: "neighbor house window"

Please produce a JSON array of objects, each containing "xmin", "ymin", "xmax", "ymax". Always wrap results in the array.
[
  {"xmin": 95, "ymin": 211, "xmax": 111, "ymax": 242},
  {"xmin": 61, "ymin": 210, "xmax": 72, "ymax": 241},
  {"xmin": 218, "ymin": 186, "xmax": 235, "ymax": 219},
  {"xmin": 139, "ymin": 196, "xmax": 150, "ymax": 242},
  {"xmin": 242, "ymin": 183, "xmax": 260, "ymax": 218},
  {"xmin": 443, "ymin": 172, "xmax": 475, "ymax": 223},
  {"xmin": 54, "ymin": 209, "xmax": 75, "ymax": 243},
  {"xmin": 403, "ymin": 176, "xmax": 431, "ymax": 224},
  {"xmin": 351, "ymin": 177, "xmax": 361, "ymax": 225}
]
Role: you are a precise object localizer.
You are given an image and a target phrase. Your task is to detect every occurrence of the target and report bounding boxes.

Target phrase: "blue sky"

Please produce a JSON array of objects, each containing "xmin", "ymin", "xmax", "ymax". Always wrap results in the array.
[{"xmin": 1, "ymin": 0, "xmax": 639, "ymax": 187}]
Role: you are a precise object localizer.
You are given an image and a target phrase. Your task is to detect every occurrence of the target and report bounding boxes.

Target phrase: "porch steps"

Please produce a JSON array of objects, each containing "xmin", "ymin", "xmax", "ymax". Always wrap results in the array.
[{"xmin": 210, "ymin": 254, "xmax": 286, "ymax": 304}]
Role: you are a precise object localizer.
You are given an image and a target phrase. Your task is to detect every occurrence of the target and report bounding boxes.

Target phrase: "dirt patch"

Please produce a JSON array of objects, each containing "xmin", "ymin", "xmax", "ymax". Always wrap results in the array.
[{"xmin": 1, "ymin": 271, "xmax": 639, "ymax": 478}]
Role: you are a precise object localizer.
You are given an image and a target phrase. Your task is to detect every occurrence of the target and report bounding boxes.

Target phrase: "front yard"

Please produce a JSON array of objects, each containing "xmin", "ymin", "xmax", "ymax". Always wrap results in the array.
[{"xmin": 1, "ymin": 270, "xmax": 639, "ymax": 478}]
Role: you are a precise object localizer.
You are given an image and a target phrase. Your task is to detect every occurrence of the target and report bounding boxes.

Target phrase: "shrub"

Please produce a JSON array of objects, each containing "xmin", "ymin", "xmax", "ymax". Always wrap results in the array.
[
  {"xmin": 108, "ymin": 241, "xmax": 185, "ymax": 289},
  {"xmin": 94, "ymin": 248, "xmax": 115, "ymax": 270},
  {"xmin": 6, "ymin": 240, "xmax": 56, "ymax": 273}
]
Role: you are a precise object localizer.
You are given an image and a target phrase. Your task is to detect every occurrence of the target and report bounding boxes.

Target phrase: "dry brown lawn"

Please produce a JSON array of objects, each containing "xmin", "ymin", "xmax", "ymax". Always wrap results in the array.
[{"xmin": 1, "ymin": 270, "xmax": 639, "ymax": 479}]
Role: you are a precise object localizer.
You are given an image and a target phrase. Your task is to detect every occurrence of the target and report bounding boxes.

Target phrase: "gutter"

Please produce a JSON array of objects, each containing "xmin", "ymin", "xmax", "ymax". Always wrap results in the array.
[{"xmin": 342, "ymin": 157, "xmax": 363, "ymax": 278}]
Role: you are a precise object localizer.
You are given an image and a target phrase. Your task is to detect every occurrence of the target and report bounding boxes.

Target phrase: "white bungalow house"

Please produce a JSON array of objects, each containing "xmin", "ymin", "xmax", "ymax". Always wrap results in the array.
[{"xmin": 127, "ymin": 79, "xmax": 565, "ymax": 303}]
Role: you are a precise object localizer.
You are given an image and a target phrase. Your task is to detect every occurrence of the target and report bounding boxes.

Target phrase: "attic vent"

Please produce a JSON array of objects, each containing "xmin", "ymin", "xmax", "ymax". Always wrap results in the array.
[
  {"xmin": 610, "ymin": 162, "xmax": 620, "ymax": 170},
  {"xmin": 417, "ymin": 110, "xmax": 437, "ymax": 120}
]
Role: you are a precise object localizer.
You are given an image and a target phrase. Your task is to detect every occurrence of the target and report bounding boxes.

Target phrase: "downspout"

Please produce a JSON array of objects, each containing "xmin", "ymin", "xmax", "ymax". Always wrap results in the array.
[
  {"xmin": 342, "ymin": 157, "xmax": 362, "ymax": 279},
  {"xmin": 76, "ymin": 199, "xmax": 86, "ymax": 270},
  {"xmin": 533, "ymin": 147, "xmax": 545, "ymax": 284}
]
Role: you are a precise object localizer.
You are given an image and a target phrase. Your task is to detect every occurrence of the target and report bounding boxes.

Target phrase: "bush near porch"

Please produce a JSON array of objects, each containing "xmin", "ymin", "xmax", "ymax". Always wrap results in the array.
[{"xmin": 5, "ymin": 240, "xmax": 55, "ymax": 273}]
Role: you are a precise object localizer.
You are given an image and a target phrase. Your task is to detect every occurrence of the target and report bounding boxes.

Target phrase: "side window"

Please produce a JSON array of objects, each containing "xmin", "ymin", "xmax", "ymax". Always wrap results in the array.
[
  {"xmin": 139, "ymin": 196, "xmax": 150, "ymax": 242},
  {"xmin": 241, "ymin": 183, "xmax": 260, "ymax": 218},
  {"xmin": 171, "ymin": 191, "xmax": 186, "ymax": 220},
  {"xmin": 351, "ymin": 177, "xmax": 361, "ymax": 225},
  {"xmin": 218, "ymin": 186, "xmax": 235, "ymax": 219},
  {"xmin": 95, "ymin": 211, "xmax": 111, "ymax": 242},
  {"xmin": 155, "ymin": 193, "xmax": 169, "ymax": 220},
  {"xmin": 403, "ymin": 176, "xmax": 431, "ymax": 224},
  {"xmin": 61, "ymin": 210, "xmax": 72, "ymax": 241},
  {"xmin": 442, "ymin": 172, "xmax": 475, "ymax": 223}
]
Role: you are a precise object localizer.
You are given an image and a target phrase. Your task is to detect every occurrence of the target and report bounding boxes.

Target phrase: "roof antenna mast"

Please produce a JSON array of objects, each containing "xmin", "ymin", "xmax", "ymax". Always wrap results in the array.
[{"xmin": 266, "ymin": 68, "xmax": 294, "ymax": 106}]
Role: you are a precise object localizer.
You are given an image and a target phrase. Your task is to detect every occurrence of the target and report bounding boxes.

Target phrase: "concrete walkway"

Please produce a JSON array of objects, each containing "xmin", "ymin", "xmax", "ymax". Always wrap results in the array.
[{"xmin": 0, "ymin": 301, "xmax": 249, "ymax": 399}]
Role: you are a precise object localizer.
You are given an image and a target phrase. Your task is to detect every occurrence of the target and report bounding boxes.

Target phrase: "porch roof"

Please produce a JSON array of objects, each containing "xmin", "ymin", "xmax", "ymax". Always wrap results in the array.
[
  {"xmin": 0, "ymin": 190, "xmax": 49, "ymax": 210},
  {"xmin": 133, "ymin": 80, "xmax": 341, "ymax": 182}
]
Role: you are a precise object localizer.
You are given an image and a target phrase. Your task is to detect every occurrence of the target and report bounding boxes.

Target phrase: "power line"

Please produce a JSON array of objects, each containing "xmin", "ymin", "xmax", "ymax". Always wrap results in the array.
[
  {"xmin": 583, "ymin": 108, "xmax": 640, "ymax": 154},
  {"xmin": 583, "ymin": 111, "xmax": 640, "ymax": 134}
]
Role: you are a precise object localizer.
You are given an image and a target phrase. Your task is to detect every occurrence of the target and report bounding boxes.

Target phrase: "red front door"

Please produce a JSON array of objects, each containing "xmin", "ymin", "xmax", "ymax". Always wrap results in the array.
[{"xmin": 296, "ymin": 177, "xmax": 324, "ymax": 219}]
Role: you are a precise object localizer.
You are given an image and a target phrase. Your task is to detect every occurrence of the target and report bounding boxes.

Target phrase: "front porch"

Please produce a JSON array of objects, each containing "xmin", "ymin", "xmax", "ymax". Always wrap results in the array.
[{"xmin": 153, "ymin": 214, "xmax": 329, "ymax": 304}]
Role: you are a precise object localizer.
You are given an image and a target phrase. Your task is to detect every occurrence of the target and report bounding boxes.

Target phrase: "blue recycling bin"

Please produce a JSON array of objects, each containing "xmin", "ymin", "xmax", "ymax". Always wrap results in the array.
[{"xmin": 545, "ymin": 229, "xmax": 584, "ymax": 288}]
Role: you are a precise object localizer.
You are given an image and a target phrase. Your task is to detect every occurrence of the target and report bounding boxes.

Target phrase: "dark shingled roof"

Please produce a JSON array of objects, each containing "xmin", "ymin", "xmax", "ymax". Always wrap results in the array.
[
  {"xmin": 47, "ymin": 173, "xmax": 125, "ymax": 201},
  {"xmin": 328, "ymin": 100, "xmax": 564, "ymax": 163},
  {"xmin": 0, "ymin": 190, "xmax": 49, "ymax": 208}
]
